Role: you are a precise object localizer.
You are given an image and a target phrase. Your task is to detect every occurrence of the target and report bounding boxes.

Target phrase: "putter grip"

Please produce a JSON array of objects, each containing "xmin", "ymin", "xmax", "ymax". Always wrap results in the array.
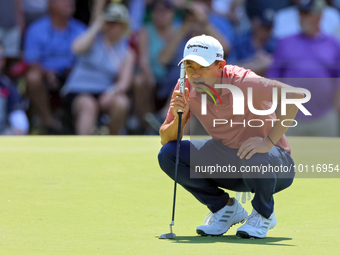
[{"xmin": 178, "ymin": 62, "xmax": 186, "ymax": 113}]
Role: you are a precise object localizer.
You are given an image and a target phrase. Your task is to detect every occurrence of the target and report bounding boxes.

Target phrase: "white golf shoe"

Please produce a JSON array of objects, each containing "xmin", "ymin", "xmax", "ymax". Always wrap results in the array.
[
  {"xmin": 236, "ymin": 208, "xmax": 277, "ymax": 239},
  {"xmin": 196, "ymin": 198, "xmax": 248, "ymax": 236}
]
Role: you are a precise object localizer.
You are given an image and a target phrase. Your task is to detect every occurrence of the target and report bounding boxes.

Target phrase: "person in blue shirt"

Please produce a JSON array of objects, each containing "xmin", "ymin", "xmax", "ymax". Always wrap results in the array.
[{"xmin": 24, "ymin": 0, "xmax": 86, "ymax": 133}]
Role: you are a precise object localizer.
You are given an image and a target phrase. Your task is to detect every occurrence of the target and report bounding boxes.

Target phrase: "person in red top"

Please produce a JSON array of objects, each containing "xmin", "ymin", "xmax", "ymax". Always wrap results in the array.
[{"xmin": 158, "ymin": 34, "xmax": 305, "ymax": 239}]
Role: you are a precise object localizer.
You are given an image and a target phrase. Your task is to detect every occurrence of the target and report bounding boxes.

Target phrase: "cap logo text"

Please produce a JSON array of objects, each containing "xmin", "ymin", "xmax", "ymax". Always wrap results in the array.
[{"xmin": 187, "ymin": 44, "xmax": 208, "ymax": 50}]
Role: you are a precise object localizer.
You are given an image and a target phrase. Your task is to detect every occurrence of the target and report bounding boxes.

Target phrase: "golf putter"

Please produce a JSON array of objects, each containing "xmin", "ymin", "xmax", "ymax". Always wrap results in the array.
[{"xmin": 159, "ymin": 62, "xmax": 186, "ymax": 239}]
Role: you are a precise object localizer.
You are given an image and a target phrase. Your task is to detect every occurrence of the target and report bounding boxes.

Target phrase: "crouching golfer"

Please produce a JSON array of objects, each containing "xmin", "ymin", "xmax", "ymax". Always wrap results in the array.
[{"xmin": 158, "ymin": 34, "xmax": 304, "ymax": 238}]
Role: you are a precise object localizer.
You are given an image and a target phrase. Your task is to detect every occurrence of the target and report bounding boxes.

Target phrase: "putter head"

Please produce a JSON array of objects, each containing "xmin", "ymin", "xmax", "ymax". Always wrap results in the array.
[
  {"xmin": 159, "ymin": 224, "xmax": 176, "ymax": 239},
  {"xmin": 159, "ymin": 233, "xmax": 176, "ymax": 239}
]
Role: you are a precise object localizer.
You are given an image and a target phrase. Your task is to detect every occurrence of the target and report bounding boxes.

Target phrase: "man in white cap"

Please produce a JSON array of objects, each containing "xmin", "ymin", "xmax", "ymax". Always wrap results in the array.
[{"xmin": 158, "ymin": 34, "xmax": 305, "ymax": 238}]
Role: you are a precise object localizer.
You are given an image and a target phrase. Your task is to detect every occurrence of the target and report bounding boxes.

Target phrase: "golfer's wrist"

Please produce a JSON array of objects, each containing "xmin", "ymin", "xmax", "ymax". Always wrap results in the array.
[
  {"xmin": 174, "ymin": 112, "xmax": 187, "ymax": 121},
  {"xmin": 266, "ymin": 135, "xmax": 275, "ymax": 147}
]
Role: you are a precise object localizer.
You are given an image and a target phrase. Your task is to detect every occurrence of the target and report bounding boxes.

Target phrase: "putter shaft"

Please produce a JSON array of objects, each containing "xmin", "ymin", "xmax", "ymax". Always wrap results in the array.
[{"xmin": 170, "ymin": 111, "xmax": 182, "ymax": 228}]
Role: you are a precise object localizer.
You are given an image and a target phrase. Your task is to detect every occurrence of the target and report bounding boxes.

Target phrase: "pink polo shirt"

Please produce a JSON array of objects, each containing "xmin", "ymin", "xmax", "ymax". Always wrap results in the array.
[{"xmin": 166, "ymin": 65, "xmax": 291, "ymax": 153}]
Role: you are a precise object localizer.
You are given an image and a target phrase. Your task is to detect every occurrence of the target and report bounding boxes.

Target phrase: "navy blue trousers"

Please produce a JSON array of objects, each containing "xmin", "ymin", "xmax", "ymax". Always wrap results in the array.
[{"xmin": 158, "ymin": 139, "xmax": 295, "ymax": 218}]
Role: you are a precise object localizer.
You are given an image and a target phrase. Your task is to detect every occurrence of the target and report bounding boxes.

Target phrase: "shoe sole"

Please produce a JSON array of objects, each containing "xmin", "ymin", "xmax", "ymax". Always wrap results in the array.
[
  {"xmin": 236, "ymin": 231, "xmax": 264, "ymax": 239},
  {"xmin": 236, "ymin": 216, "xmax": 277, "ymax": 239},
  {"xmin": 196, "ymin": 217, "xmax": 247, "ymax": 236}
]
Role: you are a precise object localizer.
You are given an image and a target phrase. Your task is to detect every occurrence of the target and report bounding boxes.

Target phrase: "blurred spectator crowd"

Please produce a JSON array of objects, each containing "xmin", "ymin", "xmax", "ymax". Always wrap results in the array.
[{"xmin": 1, "ymin": 0, "xmax": 340, "ymax": 136}]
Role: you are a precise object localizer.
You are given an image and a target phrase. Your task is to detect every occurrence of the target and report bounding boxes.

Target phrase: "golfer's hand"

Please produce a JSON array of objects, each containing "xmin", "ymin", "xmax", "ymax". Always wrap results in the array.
[
  {"xmin": 237, "ymin": 137, "xmax": 273, "ymax": 160},
  {"xmin": 170, "ymin": 87, "xmax": 190, "ymax": 120}
]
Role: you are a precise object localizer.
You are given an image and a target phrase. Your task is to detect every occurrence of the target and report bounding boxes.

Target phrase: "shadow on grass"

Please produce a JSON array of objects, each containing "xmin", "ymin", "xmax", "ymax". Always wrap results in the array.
[{"xmin": 159, "ymin": 235, "xmax": 294, "ymax": 246}]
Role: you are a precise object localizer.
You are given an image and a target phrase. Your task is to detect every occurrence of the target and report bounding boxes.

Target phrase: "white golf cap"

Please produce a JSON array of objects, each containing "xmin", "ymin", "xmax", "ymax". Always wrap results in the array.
[{"xmin": 178, "ymin": 34, "xmax": 224, "ymax": 67}]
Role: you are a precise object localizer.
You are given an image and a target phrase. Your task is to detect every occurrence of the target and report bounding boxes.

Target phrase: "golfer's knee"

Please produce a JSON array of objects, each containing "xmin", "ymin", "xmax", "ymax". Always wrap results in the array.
[
  {"xmin": 275, "ymin": 178, "xmax": 294, "ymax": 193},
  {"xmin": 158, "ymin": 141, "xmax": 177, "ymax": 173}
]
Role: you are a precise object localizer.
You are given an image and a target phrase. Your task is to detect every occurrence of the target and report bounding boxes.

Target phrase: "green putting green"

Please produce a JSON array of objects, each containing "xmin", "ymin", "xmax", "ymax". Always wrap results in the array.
[{"xmin": 0, "ymin": 136, "xmax": 339, "ymax": 254}]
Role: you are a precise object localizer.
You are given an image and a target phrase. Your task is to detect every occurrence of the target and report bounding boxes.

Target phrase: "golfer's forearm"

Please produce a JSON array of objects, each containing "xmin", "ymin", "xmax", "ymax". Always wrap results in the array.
[
  {"xmin": 160, "ymin": 118, "xmax": 186, "ymax": 145},
  {"xmin": 268, "ymin": 82, "xmax": 305, "ymax": 143},
  {"xmin": 268, "ymin": 106, "xmax": 299, "ymax": 144},
  {"xmin": 116, "ymin": 49, "xmax": 135, "ymax": 92}
]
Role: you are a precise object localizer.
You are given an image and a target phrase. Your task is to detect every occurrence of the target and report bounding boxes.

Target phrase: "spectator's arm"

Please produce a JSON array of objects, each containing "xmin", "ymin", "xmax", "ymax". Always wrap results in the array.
[
  {"xmin": 15, "ymin": 0, "xmax": 24, "ymax": 31},
  {"xmin": 115, "ymin": 48, "xmax": 136, "ymax": 94},
  {"xmin": 190, "ymin": 2, "xmax": 231, "ymax": 55},
  {"xmin": 159, "ymin": 23, "xmax": 189, "ymax": 65},
  {"xmin": 91, "ymin": 0, "xmax": 107, "ymax": 23},
  {"xmin": 203, "ymin": 23, "xmax": 231, "ymax": 55},
  {"xmin": 128, "ymin": 0, "xmax": 146, "ymax": 33},
  {"xmin": 72, "ymin": 17, "xmax": 104, "ymax": 54},
  {"xmin": 237, "ymin": 51, "xmax": 273, "ymax": 76},
  {"xmin": 265, "ymin": 40, "xmax": 285, "ymax": 78},
  {"xmin": 227, "ymin": 0, "xmax": 245, "ymax": 23},
  {"xmin": 137, "ymin": 28, "xmax": 154, "ymax": 79}
]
